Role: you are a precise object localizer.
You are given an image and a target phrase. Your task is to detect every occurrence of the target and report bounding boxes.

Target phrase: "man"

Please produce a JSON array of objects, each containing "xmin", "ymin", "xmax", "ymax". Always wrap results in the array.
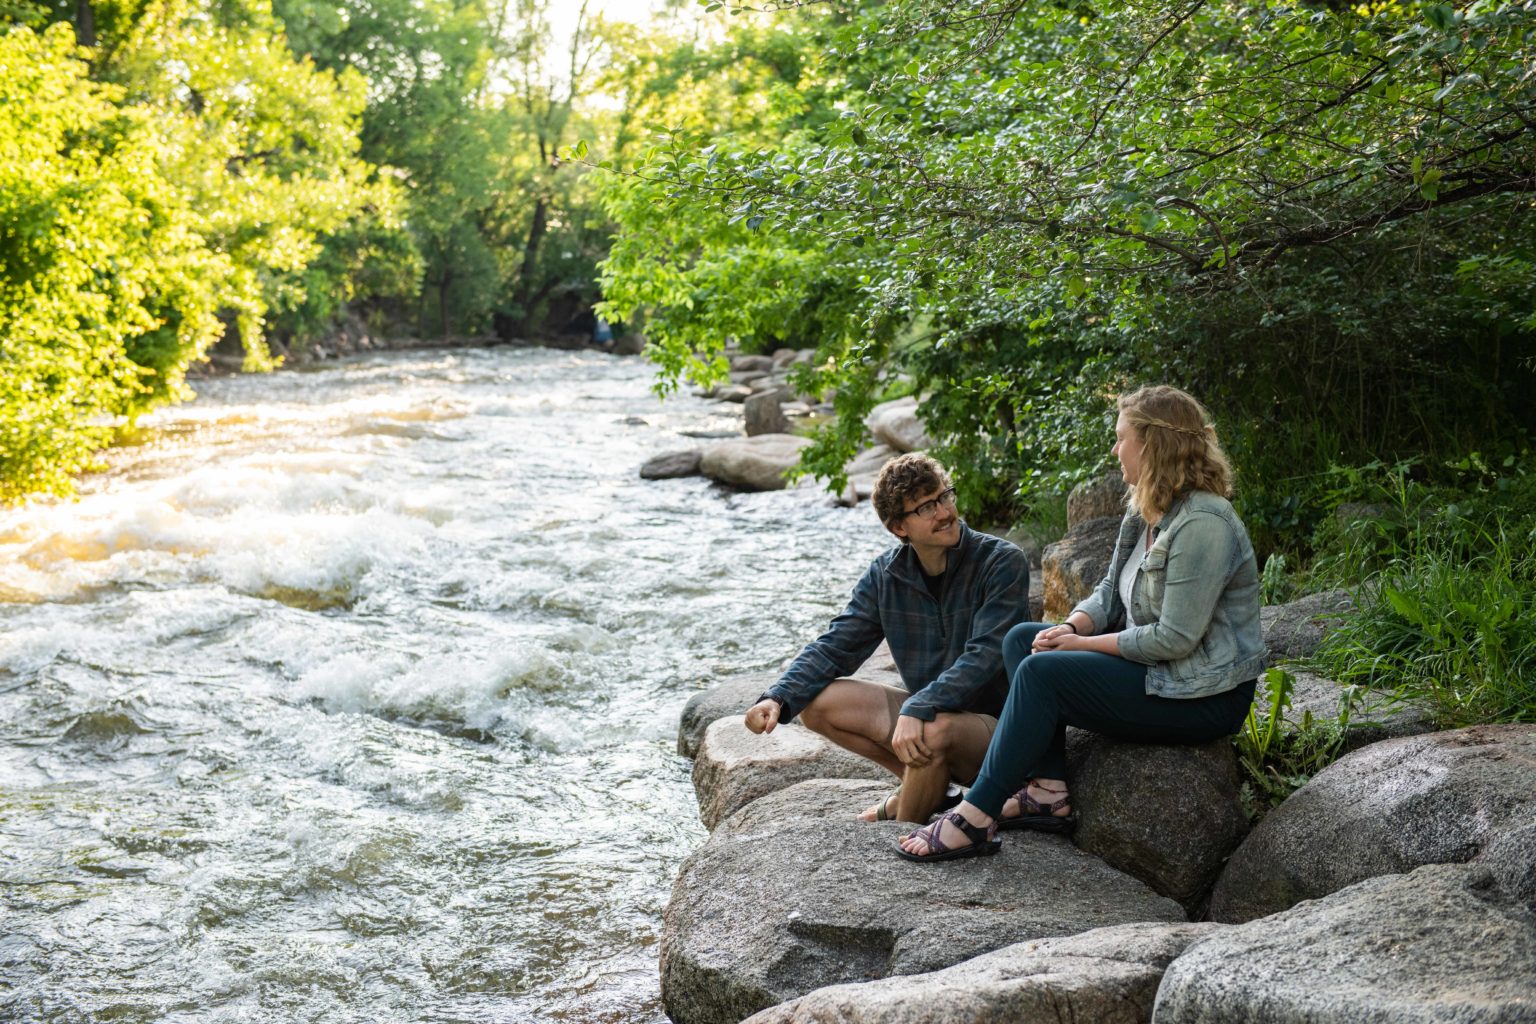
[{"xmin": 743, "ymin": 453, "xmax": 1031, "ymax": 823}]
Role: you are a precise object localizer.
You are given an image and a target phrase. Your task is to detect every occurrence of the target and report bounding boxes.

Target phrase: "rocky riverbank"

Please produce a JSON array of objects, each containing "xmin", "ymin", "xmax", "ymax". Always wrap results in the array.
[{"xmin": 659, "ymin": 458, "xmax": 1536, "ymax": 1023}]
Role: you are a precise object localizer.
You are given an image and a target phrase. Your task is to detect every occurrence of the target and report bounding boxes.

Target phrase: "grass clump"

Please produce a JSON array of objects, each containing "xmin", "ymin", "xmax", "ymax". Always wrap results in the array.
[{"xmin": 1310, "ymin": 458, "xmax": 1536, "ymax": 728}]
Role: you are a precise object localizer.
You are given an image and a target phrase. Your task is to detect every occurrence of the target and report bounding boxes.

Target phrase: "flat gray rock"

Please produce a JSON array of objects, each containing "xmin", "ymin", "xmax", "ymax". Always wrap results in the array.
[
  {"xmin": 745, "ymin": 921, "xmax": 1222, "ymax": 1024},
  {"xmin": 700, "ymin": 434, "xmax": 812, "ymax": 490},
  {"xmin": 1210, "ymin": 724, "xmax": 1536, "ymax": 923},
  {"xmin": 661, "ymin": 780, "xmax": 1187, "ymax": 1024},
  {"xmin": 692, "ymin": 718, "xmax": 889, "ymax": 830},
  {"xmin": 639, "ymin": 448, "xmax": 703, "ymax": 480},
  {"xmin": 1157, "ymin": 863, "xmax": 1536, "ymax": 1023},
  {"xmin": 1067, "ymin": 733, "xmax": 1247, "ymax": 913},
  {"xmin": 1260, "ymin": 588, "xmax": 1353, "ymax": 664}
]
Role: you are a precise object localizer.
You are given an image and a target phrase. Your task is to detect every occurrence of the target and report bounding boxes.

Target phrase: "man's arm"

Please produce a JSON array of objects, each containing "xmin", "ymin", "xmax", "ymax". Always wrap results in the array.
[
  {"xmin": 755, "ymin": 561, "xmax": 886, "ymax": 725},
  {"xmin": 898, "ymin": 545, "xmax": 1029, "ymax": 721}
]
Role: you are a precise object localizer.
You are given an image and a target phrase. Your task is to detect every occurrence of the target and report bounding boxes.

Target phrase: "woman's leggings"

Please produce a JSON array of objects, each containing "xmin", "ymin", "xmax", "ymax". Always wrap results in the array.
[{"xmin": 965, "ymin": 622, "xmax": 1257, "ymax": 819}]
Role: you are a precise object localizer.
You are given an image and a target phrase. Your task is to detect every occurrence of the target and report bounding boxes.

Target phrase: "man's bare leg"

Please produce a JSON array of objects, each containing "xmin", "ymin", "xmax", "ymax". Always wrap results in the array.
[
  {"xmin": 797, "ymin": 679, "xmax": 906, "ymax": 778},
  {"xmin": 892, "ymin": 711, "xmax": 995, "ymax": 822}
]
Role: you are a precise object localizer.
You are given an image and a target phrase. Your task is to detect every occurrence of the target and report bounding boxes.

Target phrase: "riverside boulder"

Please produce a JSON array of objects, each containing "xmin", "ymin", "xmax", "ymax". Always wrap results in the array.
[
  {"xmin": 1041, "ymin": 514, "xmax": 1121, "ymax": 620},
  {"xmin": 1067, "ymin": 733, "xmax": 1247, "ymax": 913},
  {"xmin": 1157, "ymin": 863, "xmax": 1536, "ymax": 1024},
  {"xmin": 661, "ymin": 779, "xmax": 1186, "ymax": 1024},
  {"xmin": 743, "ymin": 921, "xmax": 1222, "ymax": 1024},
  {"xmin": 1210, "ymin": 723, "xmax": 1536, "ymax": 923},
  {"xmin": 700, "ymin": 434, "xmax": 813, "ymax": 491},
  {"xmin": 692, "ymin": 718, "xmax": 889, "ymax": 829}
]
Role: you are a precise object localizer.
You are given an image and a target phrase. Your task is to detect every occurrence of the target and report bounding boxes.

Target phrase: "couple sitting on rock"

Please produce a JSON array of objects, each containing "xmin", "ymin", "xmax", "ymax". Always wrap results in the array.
[{"xmin": 743, "ymin": 385, "xmax": 1266, "ymax": 861}]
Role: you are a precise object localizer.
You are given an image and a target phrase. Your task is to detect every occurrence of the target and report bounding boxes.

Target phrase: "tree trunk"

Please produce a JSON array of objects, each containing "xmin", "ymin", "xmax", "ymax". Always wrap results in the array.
[
  {"xmin": 511, "ymin": 194, "xmax": 549, "ymax": 334},
  {"xmin": 75, "ymin": 0, "xmax": 96, "ymax": 47}
]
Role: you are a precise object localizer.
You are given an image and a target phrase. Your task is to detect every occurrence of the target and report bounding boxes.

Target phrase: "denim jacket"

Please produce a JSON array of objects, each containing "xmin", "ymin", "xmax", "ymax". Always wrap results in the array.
[
  {"xmin": 1073, "ymin": 490, "xmax": 1266, "ymax": 699},
  {"xmin": 764, "ymin": 524, "xmax": 1029, "ymax": 723}
]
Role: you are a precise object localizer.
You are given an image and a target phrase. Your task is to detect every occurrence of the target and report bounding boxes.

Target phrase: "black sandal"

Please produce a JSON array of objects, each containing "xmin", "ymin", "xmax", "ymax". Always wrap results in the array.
[
  {"xmin": 895, "ymin": 810, "xmax": 1001, "ymax": 862},
  {"xmin": 997, "ymin": 780, "xmax": 1076, "ymax": 834}
]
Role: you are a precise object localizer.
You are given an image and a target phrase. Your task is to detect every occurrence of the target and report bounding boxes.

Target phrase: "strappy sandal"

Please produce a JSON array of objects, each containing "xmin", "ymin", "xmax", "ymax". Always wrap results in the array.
[
  {"xmin": 997, "ymin": 780, "xmax": 1076, "ymax": 834},
  {"xmin": 895, "ymin": 810, "xmax": 1001, "ymax": 862}
]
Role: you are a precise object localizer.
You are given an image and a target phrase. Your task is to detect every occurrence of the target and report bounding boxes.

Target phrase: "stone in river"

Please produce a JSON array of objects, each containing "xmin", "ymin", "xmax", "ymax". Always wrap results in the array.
[
  {"xmin": 678, "ymin": 671, "xmax": 777, "ymax": 758},
  {"xmin": 700, "ymin": 434, "xmax": 812, "ymax": 491},
  {"xmin": 743, "ymin": 392, "xmax": 789, "ymax": 437},
  {"xmin": 639, "ymin": 449, "xmax": 703, "ymax": 480},
  {"xmin": 660, "ymin": 779, "xmax": 1186, "ymax": 1024},
  {"xmin": 865, "ymin": 396, "xmax": 933, "ymax": 453}
]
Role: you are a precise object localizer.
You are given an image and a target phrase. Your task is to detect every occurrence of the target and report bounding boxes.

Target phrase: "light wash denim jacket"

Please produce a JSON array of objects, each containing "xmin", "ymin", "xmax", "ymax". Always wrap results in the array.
[{"xmin": 1072, "ymin": 489, "xmax": 1266, "ymax": 699}]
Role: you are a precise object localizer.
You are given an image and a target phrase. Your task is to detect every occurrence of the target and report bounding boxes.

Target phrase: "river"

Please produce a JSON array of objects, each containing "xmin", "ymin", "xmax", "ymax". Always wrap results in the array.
[{"xmin": 0, "ymin": 348, "xmax": 892, "ymax": 1023}]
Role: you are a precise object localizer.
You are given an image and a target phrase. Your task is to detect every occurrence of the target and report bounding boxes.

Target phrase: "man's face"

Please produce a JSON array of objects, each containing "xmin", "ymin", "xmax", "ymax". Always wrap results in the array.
[{"xmin": 889, "ymin": 483, "xmax": 961, "ymax": 549}]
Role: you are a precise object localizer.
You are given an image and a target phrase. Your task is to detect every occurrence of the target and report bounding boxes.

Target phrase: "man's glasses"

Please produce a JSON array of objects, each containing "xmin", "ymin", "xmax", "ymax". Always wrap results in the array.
[{"xmin": 900, "ymin": 487, "xmax": 957, "ymax": 520}]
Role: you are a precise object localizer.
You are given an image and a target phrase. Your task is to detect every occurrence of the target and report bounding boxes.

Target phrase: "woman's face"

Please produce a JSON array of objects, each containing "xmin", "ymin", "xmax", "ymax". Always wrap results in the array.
[{"xmin": 1113, "ymin": 412, "xmax": 1144, "ymax": 487}]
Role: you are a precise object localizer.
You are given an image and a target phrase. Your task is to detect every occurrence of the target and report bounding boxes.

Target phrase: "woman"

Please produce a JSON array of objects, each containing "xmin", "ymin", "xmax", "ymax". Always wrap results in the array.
[{"xmin": 897, "ymin": 384, "xmax": 1266, "ymax": 861}]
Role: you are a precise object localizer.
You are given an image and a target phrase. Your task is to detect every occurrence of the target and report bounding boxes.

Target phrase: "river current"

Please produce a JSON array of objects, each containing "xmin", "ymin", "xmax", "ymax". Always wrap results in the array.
[{"xmin": 0, "ymin": 348, "xmax": 892, "ymax": 1023}]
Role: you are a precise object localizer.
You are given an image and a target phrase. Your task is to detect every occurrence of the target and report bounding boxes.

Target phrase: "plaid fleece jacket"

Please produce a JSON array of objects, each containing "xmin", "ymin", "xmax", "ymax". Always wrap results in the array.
[{"xmin": 763, "ymin": 523, "xmax": 1031, "ymax": 723}]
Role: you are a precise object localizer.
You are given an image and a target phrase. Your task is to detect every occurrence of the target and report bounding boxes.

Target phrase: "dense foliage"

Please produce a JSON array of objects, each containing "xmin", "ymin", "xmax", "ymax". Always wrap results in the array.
[
  {"xmin": 594, "ymin": 0, "xmax": 1536, "ymax": 551},
  {"xmin": 0, "ymin": 5, "xmax": 385, "ymax": 499}
]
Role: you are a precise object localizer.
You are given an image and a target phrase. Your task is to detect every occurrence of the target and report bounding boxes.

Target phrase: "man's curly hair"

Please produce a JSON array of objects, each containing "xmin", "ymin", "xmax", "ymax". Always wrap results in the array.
[{"xmin": 872, "ymin": 453, "xmax": 951, "ymax": 538}]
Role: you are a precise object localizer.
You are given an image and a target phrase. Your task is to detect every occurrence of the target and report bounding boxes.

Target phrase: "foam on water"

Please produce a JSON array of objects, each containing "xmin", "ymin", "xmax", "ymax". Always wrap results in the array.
[{"xmin": 0, "ymin": 347, "xmax": 892, "ymax": 1024}]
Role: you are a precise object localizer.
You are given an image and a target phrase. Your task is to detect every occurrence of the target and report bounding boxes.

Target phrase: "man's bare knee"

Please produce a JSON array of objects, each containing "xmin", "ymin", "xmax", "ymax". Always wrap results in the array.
[{"xmin": 925, "ymin": 714, "xmax": 959, "ymax": 754}]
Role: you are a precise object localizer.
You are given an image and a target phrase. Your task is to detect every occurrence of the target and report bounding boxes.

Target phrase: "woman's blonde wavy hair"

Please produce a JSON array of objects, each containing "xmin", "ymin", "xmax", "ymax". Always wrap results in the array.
[{"xmin": 1119, "ymin": 385, "xmax": 1233, "ymax": 521}]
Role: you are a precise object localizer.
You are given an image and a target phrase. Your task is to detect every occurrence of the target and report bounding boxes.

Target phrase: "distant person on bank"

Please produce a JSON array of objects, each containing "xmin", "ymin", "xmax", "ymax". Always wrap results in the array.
[
  {"xmin": 743, "ymin": 453, "xmax": 1031, "ymax": 823},
  {"xmin": 898, "ymin": 385, "xmax": 1266, "ymax": 861}
]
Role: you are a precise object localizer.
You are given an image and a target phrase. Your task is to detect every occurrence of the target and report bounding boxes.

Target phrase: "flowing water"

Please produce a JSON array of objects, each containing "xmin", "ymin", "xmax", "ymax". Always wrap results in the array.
[{"xmin": 0, "ymin": 348, "xmax": 892, "ymax": 1023}]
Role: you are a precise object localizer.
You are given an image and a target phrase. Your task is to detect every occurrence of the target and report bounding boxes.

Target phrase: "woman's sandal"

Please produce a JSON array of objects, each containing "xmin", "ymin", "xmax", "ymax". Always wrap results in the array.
[
  {"xmin": 997, "ymin": 781, "xmax": 1077, "ymax": 834},
  {"xmin": 895, "ymin": 811, "xmax": 1001, "ymax": 862}
]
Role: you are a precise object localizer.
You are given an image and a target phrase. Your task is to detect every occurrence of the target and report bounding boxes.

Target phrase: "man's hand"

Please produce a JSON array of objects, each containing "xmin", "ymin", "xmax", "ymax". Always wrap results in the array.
[
  {"xmin": 744, "ymin": 698, "xmax": 782, "ymax": 735},
  {"xmin": 891, "ymin": 714, "xmax": 932, "ymax": 767}
]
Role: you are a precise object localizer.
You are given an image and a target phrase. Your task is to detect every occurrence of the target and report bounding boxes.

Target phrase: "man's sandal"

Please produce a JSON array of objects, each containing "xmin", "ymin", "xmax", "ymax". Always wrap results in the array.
[
  {"xmin": 895, "ymin": 811, "xmax": 1001, "ymax": 862},
  {"xmin": 997, "ymin": 780, "xmax": 1076, "ymax": 834},
  {"xmin": 869, "ymin": 786, "xmax": 964, "ymax": 822}
]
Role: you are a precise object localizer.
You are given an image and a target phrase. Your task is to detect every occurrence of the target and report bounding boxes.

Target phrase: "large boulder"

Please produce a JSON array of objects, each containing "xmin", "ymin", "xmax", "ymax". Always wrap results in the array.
[
  {"xmin": 701, "ymin": 434, "xmax": 813, "ymax": 491},
  {"xmin": 743, "ymin": 392, "xmax": 789, "ymax": 437},
  {"xmin": 639, "ymin": 448, "xmax": 703, "ymax": 480},
  {"xmin": 745, "ymin": 921, "xmax": 1222, "ymax": 1024},
  {"xmin": 678, "ymin": 672, "xmax": 778, "ymax": 758},
  {"xmin": 1041, "ymin": 515, "xmax": 1120, "ymax": 620},
  {"xmin": 1156, "ymin": 863, "xmax": 1536, "ymax": 1024},
  {"xmin": 1067, "ymin": 472, "xmax": 1127, "ymax": 529},
  {"xmin": 1067, "ymin": 733, "xmax": 1248, "ymax": 913},
  {"xmin": 661, "ymin": 780, "xmax": 1187, "ymax": 1024},
  {"xmin": 1260, "ymin": 588, "xmax": 1353, "ymax": 663},
  {"xmin": 1209, "ymin": 723, "xmax": 1536, "ymax": 923},
  {"xmin": 691, "ymin": 718, "xmax": 890, "ymax": 829},
  {"xmin": 866, "ymin": 397, "xmax": 933, "ymax": 453}
]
